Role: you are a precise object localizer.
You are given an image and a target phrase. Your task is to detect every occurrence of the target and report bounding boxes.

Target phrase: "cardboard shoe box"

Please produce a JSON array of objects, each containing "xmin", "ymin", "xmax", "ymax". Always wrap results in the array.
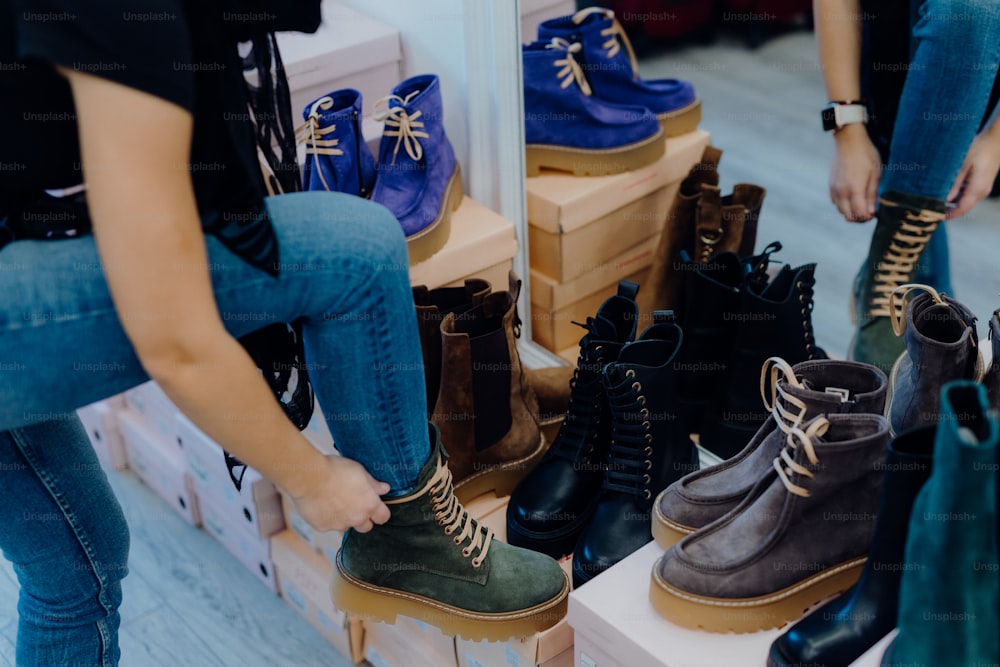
[
  {"xmin": 521, "ymin": 0, "xmax": 576, "ymax": 41},
  {"xmin": 279, "ymin": 490, "xmax": 344, "ymax": 566},
  {"xmin": 117, "ymin": 408, "xmax": 201, "ymax": 526},
  {"xmin": 527, "ymin": 130, "xmax": 711, "ymax": 283},
  {"xmin": 271, "ymin": 530, "xmax": 366, "ymax": 664},
  {"xmin": 124, "ymin": 381, "xmax": 181, "ymax": 448},
  {"xmin": 199, "ymin": 493, "xmax": 278, "ymax": 593},
  {"xmin": 272, "ymin": 2, "xmax": 401, "ymax": 127},
  {"xmin": 175, "ymin": 413, "xmax": 285, "ymax": 540},
  {"xmin": 76, "ymin": 397, "xmax": 128, "ymax": 471},
  {"xmin": 568, "ymin": 542, "xmax": 893, "ymax": 667},
  {"xmin": 409, "ymin": 196, "xmax": 519, "ymax": 290}
]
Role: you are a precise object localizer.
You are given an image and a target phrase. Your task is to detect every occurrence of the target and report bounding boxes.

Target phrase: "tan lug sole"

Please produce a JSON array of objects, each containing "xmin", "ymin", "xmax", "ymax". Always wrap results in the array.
[
  {"xmin": 649, "ymin": 555, "xmax": 866, "ymax": 633},
  {"xmin": 331, "ymin": 554, "xmax": 570, "ymax": 641},
  {"xmin": 406, "ymin": 164, "xmax": 464, "ymax": 264},
  {"xmin": 453, "ymin": 433, "xmax": 548, "ymax": 503},
  {"xmin": 525, "ymin": 127, "xmax": 665, "ymax": 177},
  {"xmin": 650, "ymin": 500, "xmax": 696, "ymax": 550},
  {"xmin": 658, "ymin": 99, "xmax": 702, "ymax": 137}
]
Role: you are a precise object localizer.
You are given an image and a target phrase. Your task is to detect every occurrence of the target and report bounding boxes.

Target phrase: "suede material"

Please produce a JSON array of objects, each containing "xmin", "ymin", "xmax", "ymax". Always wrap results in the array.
[
  {"xmin": 573, "ymin": 318, "xmax": 699, "ymax": 584},
  {"xmin": 883, "ymin": 382, "xmax": 999, "ymax": 667},
  {"xmin": 658, "ymin": 414, "xmax": 889, "ymax": 599},
  {"xmin": 339, "ymin": 426, "xmax": 566, "ymax": 614},
  {"xmin": 413, "ymin": 279, "xmax": 491, "ymax": 416},
  {"xmin": 524, "ymin": 366, "xmax": 574, "ymax": 423},
  {"xmin": 889, "ymin": 292, "xmax": 980, "ymax": 435},
  {"xmin": 536, "ymin": 11, "xmax": 697, "ymax": 114},
  {"xmin": 371, "ymin": 74, "xmax": 457, "ymax": 237},
  {"xmin": 432, "ymin": 272, "xmax": 541, "ymax": 484},
  {"xmin": 507, "ymin": 288, "xmax": 639, "ymax": 556},
  {"xmin": 690, "ymin": 184, "xmax": 765, "ymax": 265},
  {"xmin": 301, "ymin": 88, "xmax": 375, "ymax": 197},
  {"xmin": 852, "ymin": 191, "xmax": 946, "ymax": 373},
  {"xmin": 522, "ymin": 41, "xmax": 661, "ymax": 149},
  {"xmin": 769, "ymin": 426, "xmax": 934, "ymax": 667},
  {"xmin": 700, "ymin": 263, "xmax": 827, "ymax": 458},
  {"xmin": 986, "ymin": 311, "xmax": 1000, "ymax": 407},
  {"xmin": 660, "ymin": 360, "xmax": 888, "ymax": 531}
]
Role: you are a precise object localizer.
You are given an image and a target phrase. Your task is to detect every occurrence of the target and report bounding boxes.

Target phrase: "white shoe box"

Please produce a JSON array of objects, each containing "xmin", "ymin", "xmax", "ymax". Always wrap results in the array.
[
  {"xmin": 279, "ymin": 490, "xmax": 344, "ymax": 566},
  {"xmin": 117, "ymin": 408, "xmax": 201, "ymax": 526},
  {"xmin": 198, "ymin": 492, "xmax": 278, "ymax": 594},
  {"xmin": 123, "ymin": 381, "xmax": 181, "ymax": 449},
  {"xmin": 274, "ymin": 1, "xmax": 402, "ymax": 127},
  {"xmin": 76, "ymin": 397, "xmax": 128, "ymax": 470},
  {"xmin": 568, "ymin": 542, "xmax": 893, "ymax": 667},
  {"xmin": 175, "ymin": 413, "xmax": 285, "ymax": 540},
  {"xmin": 521, "ymin": 0, "xmax": 576, "ymax": 42}
]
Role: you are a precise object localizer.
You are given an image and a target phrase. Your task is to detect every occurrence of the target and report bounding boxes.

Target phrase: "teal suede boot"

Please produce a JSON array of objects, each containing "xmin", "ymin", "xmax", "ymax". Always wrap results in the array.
[
  {"xmin": 882, "ymin": 381, "xmax": 999, "ymax": 666},
  {"xmin": 332, "ymin": 424, "xmax": 569, "ymax": 641},
  {"xmin": 850, "ymin": 191, "xmax": 946, "ymax": 374}
]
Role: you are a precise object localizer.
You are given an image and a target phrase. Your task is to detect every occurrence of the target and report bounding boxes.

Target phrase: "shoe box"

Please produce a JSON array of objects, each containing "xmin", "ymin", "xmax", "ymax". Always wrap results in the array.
[
  {"xmin": 198, "ymin": 492, "xmax": 279, "ymax": 593},
  {"xmin": 124, "ymin": 381, "xmax": 181, "ymax": 446},
  {"xmin": 76, "ymin": 396, "xmax": 129, "ymax": 471},
  {"xmin": 174, "ymin": 412, "xmax": 286, "ymax": 541},
  {"xmin": 527, "ymin": 130, "xmax": 711, "ymax": 355},
  {"xmin": 116, "ymin": 408, "xmax": 202, "ymax": 527},
  {"xmin": 270, "ymin": 529, "xmax": 366, "ymax": 664},
  {"xmin": 279, "ymin": 490, "xmax": 344, "ymax": 567},
  {"xmin": 408, "ymin": 196, "xmax": 519, "ymax": 291},
  {"xmin": 521, "ymin": 0, "xmax": 577, "ymax": 42},
  {"xmin": 568, "ymin": 542, "xmax": 893, "ymax": 667},
  {"xmin": 365, "ymin": 614, "xmax": 460, "ymax": 667},
  {"xmin": 271, "ymin": 0, "xmax": 401, "ymax": 148}
]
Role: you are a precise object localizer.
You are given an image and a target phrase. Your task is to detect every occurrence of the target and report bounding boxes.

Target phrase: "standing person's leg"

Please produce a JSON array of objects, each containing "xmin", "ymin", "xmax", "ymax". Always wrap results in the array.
[
  {"xmin": 852, "ymin": 0, "xmax": 1000, "ymax": 369},
  {"xmin": 0, "ymin": 419, "xmax": 130, "ymax": 667}
]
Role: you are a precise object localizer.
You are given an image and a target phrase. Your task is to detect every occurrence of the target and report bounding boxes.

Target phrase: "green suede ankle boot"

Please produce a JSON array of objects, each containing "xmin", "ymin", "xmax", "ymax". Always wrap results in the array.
[
  {"xmin": 882, "ymin": 381, "xmax": 999, "ymax": 666},
  {"xmin": 850, "ymin": 191, "xmax": 946, "ymax": 373},
  {"xmin": 331, "ymin": 424, "xmax": 570, "ymax": 641}
]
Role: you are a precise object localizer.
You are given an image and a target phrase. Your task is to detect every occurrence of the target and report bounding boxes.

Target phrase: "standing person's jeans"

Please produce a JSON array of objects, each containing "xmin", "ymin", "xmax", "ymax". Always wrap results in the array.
[
  {"xmin": 0, "ymin": 191, "xmax": 430, "ymax": 666},
  {"xmin": 880, "ymin": 0, "xmax": 1000, "ymax": 293}
]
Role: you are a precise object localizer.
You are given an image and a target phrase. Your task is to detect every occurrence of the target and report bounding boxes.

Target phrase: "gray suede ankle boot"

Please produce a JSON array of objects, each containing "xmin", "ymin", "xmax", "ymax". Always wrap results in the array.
[
  {"xmin": 886, "ymin": 284, "xmax": 983, "ymax": 435},
  {"xmin": 650, "ymin": 413, "xmax": 890, "ymax": 633},
  {"xmin": 984, "ymin": 309, "xmax": 1000, "ymax": 406},
  {"xmin": 652, "ymin": 357, "xmax": 887, "ymax": 548}
]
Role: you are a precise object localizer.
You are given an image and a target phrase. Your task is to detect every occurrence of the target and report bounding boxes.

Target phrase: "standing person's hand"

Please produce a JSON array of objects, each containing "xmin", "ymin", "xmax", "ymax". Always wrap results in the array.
[
  {"xmin": 289, "ymin": 456, "xmax": 392, "ymax": 533},
  {"xmin": 946, "ymin": 130, "xmax": 1000, "ymax": 219},
  {"xmin": 830, "ymin": 124, "xmax": 882, "ymax": 222}
]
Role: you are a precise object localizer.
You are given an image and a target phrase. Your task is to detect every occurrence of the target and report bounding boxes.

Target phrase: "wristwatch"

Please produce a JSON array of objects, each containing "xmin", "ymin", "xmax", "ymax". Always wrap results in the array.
[{"xmin": 821, "ymin": 101, "xmax": 869, "ymax": 132}]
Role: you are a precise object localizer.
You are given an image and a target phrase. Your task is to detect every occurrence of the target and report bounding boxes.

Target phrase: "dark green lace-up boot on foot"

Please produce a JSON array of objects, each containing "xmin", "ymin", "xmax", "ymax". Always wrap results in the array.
[
  {"xmin": 850, "ymin": 191, "xmax": 946, "ymax": 373},
  {"xmin": 332, "ymin": 425, "xmax": 570, "ymax": 641}
]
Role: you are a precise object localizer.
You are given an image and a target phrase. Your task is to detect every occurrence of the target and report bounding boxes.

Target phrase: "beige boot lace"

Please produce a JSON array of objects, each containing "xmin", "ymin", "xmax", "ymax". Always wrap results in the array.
[
  {"xmin": 373, "ymin": 90, "xmax": 428, "ymax": 165},
  {"xmin": 295, "ymin": 96, "xmax": 345, "ymax": 192},
  {"xmin": 545, "ymin": 38, "xmax": 592, "ymax": 95},
  {"xmin": 868, "ymin": 201, "xmax": 944, "ymax": 318},
  {"xmin": 887, "ymin": 283, "xmax": 945, "ymax": 337},
  {"xmin": 773, "ymin": 417, "xmax": 830, "ymax": 497},
  {"xmin": 760, "ymin": 357, "xmax": 810, "ymax": 437},
  {"xmin": 394, "ymin": 455, "xmax": 495, "ymax": 568},
  {"xmin": 571, "ymin": 7, "xmax": 640, "ymax": 81}
]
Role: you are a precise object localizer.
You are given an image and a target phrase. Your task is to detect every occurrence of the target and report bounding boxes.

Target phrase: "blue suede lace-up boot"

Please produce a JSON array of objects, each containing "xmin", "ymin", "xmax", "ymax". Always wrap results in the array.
[
  {"xmin": 371, "ymin": 75, "xmax": 463, "ymax": 263},
  {"xmin": 298, "ymin": 89, "xmax": 375, "ymax": 198},
  {"xmin": 537, "ymin": 7, "xmax": 701, "ymax": 136},
  {"xmin": 522, "ymin": 38, "xmax": 665, "ymax": 176}
]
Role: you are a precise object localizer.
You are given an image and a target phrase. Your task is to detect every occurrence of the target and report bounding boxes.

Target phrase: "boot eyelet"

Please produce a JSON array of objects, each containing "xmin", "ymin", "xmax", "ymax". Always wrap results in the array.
[
  {"xmin": 644, "ymin": 446, "xmax": 653, "ymax": 456},
  {"xmin": 454, "ymin": 537, "xmax": 462, "ymax": 545},
  {"xmin": 643, "ymin": 489, "xmax": 651, "ymax": 500},
  {"xmin": 642, "ymin": 420, "xmax": 651, "ymax": 430},
  {"xmin": 632, "ymin": 382, "xmax": 641, "ymax": 392},
  {"xmin": 462, "ymin": 547, "xmax": 472, "ymax": 557},
  {"xmin": 472, "ymin": 558, "xmax": 483, "ymax": 568},
  {"xmin": 639, "ymin": 396, "xmax": 647, "ymax": 406},
  {"xmin": 645, "ymin": 433, "xmax": 653, "ymax": 443},
  {"xmin": 642, "ymin": 474, "xmax": 650, "ymax": 484},
  {"xmin": 626, "ymin": 369, "xmax": 636, "ymax": 378},
  {"xmin": 644, "ymin": 460, "xmax": 652, "ymax": 471},
  {"xmin": 640, "ymin": 408, "xmax": 650, "ymax": 418},
  {"xmin": 445, "ymin": 527, "xmax": 455, "ymax": 535}
]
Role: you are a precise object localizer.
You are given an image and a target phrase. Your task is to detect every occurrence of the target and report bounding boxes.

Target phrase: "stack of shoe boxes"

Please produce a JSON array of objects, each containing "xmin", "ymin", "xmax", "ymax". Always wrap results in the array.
[
  {"xmin": 116, "ymin": 385, "xmax": 202, "ymax": 527},
  {"xmin": 521, "ymin": 0, "xmax": 577, "ymax": 41},
  {"xmin": 527, "ymin": 130, "xmax": 711, "ymax": 362},
  {"xmin": 76, "ymin": 396, "xmax": 129, "ymax": 471}
]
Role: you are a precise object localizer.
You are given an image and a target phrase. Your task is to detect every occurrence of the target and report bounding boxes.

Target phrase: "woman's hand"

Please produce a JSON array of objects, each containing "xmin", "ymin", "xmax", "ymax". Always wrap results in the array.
[
  {"xmin": 830, "ymin": 124, "xmax": 882, "ymax": 222},
  {"xmin": 290, "ymin": 456, "xmax": 391, "ymax": 533},
  {"xmin": 946, "ymin": 130, "xmax": 1000, "ymax": 219}
]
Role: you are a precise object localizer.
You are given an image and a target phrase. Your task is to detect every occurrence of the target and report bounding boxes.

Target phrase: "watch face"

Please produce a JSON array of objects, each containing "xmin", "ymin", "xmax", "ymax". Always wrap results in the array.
[{"xmin": 821, "ymin": 106, "xmax": 837, "ymax": 131}]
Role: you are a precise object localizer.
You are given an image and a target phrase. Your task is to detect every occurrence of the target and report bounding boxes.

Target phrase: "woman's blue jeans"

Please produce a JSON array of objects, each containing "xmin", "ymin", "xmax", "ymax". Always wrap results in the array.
[
  {"xmin": 877, "ymin": 0, "xmax": 1000, "ymax": 294},
  {"xmin": 0, "ymin": 192, "xmax": 430, "ymax": 666}
]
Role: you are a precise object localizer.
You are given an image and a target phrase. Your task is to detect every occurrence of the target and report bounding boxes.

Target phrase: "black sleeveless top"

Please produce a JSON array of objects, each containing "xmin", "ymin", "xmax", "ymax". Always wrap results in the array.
[{"xmin": 0, "ymin": 0, "xmax": 321, "ymax": 275}]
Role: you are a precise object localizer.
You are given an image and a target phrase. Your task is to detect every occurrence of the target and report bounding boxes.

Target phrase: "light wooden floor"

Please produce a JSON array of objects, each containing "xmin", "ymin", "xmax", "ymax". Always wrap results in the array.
[{"xmin": 2, "ymin": 29, "xmax": 998, "ymax": 667}]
